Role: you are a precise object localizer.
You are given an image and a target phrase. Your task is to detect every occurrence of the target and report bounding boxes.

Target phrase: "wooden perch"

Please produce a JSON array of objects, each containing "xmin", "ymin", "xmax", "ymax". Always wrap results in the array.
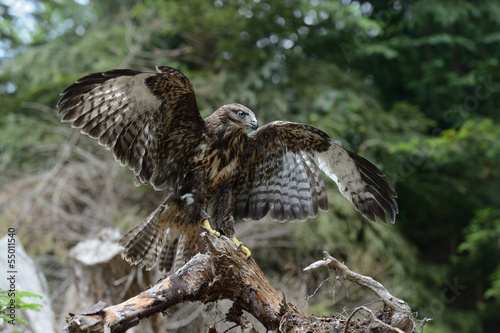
[{"xmin": 65, "ymin": 231, "xmax": 417, "ymax": 333}]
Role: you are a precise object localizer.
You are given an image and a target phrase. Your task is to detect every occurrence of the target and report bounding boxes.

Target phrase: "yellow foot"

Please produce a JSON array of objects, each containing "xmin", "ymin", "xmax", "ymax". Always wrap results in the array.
[
  {"xmin": 202, "ymin": 220, "xmax": 251, "ymax": 259},
  {"xmin": 203, "ymin": 219, "xmax": 220, "ymax": 237},
  {"xmin": 231, "ymin": 236, "xmax": 252, "ymax": 259}
]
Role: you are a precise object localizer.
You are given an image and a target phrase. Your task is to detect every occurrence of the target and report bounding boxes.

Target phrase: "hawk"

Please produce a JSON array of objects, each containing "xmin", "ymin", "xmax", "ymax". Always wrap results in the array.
[{"xmin": 57, "ymin": 65, "xmax": 398, "ymax": 271}]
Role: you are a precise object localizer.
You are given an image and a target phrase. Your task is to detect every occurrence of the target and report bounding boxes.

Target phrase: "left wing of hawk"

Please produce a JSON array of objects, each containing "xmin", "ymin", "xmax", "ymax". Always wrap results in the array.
[
  {"xmin": 234, "ymin": 121, "xmax": 398, "ymax": 223},
  {"xmin": 57, "ymin": 66, "xmax": 205, "ymax": 191}
]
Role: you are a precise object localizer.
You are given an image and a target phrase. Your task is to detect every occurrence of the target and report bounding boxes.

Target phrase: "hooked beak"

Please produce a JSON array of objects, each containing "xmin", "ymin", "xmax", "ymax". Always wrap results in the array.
[{"xmin": 249, "ymin": 118, "xmax": 258, "ymax": 130}]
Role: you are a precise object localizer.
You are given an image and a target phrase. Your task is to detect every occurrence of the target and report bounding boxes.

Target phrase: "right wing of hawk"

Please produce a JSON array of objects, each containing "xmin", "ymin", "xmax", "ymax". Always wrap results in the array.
[
  {"xmin": 234, "ymin": 121, "xmax": 398, "ymax": 224},
  {"xmin": 57, "ymin": 66, "xmax": 205, "ymax": 190}
]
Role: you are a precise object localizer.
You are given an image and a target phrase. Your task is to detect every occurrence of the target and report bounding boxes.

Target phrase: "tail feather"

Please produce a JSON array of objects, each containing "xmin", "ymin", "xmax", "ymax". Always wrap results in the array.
[
  {"xmin": 118, "ymin": 201, "xmax": 203, "ymax": 271},
  {"xmin": 171, "ymin": 237, "xmax": 186, "ymax": 272},
  {"xmin": 158, "ymin": 238, "xmax": 178, "ymax": 272},
  {"xmin": 119, "ymin": 203, "xmax": 175, "ymax": 271},
  {"xmin": 118, "ymin": 208, "xmax": 161, "ymax": 269},
  {"xmin": 158, "ymin": 231, "xmax": 202, "ymax": 272}
]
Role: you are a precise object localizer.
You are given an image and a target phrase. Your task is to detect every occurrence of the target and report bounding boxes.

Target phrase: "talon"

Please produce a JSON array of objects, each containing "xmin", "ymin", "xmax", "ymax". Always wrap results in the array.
[
  {"xmin": 231, "ymin": 236, "xmax": 252, "ymax": 258},
  {"xmin": 203, "ymin": 219, "xmax": 220, "ymax": 237}
]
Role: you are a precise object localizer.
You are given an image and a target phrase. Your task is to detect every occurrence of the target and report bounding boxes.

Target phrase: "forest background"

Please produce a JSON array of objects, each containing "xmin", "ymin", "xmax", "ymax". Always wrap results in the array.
[{"xmin": 1, "ymin": 0, "xmax": 499, "ymax": 332}]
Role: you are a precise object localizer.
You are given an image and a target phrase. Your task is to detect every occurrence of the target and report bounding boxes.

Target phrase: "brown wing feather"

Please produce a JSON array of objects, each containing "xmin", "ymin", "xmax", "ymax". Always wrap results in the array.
[
  {"xmin": 57, "ymin": 66, "xmax": 206, "ymax": 190},
  {"xmin": 234, "ymin": 121, "xmax": 398, "ymax": 224},
  {"xmin": 234, "ymin": 121, "xmax": 330, "ymax": 222}
]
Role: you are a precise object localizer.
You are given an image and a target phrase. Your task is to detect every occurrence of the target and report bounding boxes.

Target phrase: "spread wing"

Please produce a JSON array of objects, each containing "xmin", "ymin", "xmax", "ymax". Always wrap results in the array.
[
  {"xmin": 234, "ymin": 121, "xmax": 398, "ymax": 223},
  {"xmin": 57, "ymin": 66, "xmax": 205, "ymax": 190}
]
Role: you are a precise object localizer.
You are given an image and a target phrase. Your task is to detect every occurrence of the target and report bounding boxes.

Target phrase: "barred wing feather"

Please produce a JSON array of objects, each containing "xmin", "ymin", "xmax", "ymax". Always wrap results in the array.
[
  {"xmin": 57, "ymin": 66, "xmax": 205, "ymax": 190},
  {"xmin": 234, "ymin": 121, "xmax": 398, "ymax": 224}
]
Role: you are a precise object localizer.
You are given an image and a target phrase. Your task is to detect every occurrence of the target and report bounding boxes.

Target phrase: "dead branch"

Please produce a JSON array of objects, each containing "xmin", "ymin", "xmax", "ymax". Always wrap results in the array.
[
  {"xmin": 65, "ymin": 232, "xmax": 417, "ymax": 333},
  {"xmin": 304, "ymin": 251, "xmax": 415, "ymax": 333}
]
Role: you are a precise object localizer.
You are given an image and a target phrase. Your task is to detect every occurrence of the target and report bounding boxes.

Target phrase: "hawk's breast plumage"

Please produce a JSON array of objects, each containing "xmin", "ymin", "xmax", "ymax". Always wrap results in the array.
[{"xmin": 57, "ymin": 65, "xmax": 398, "ymax": 271}]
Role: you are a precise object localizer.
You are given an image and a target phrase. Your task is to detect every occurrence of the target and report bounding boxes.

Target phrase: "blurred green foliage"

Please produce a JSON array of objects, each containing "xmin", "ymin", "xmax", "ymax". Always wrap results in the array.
[
  {"xmin": 1, "ymin": 0, "xmax": 499, "ymax": 332},
  {"xmin": 0, "ymin": 289, "xmax": 43, "ymax": 329}
]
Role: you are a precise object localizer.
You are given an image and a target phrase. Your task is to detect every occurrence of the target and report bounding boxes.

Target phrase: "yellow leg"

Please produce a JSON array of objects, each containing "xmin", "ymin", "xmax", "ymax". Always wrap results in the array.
[
  {"xmin": 231, "ymin": 236, "xmax": 252, "ymax": 259},
  {"xmin": 203, "ymin": 219, "xmax": 220, "ymax": 237},
  {"xmin": 203, "ymin": 219, "xmax": 251, "ymax": 259}
]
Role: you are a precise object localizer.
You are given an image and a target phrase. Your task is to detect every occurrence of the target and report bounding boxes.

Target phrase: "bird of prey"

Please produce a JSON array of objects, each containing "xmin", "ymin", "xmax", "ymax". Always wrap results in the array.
[{"xmin": 57, "ymin": 65, "xmax": 398, "ymax": 271}]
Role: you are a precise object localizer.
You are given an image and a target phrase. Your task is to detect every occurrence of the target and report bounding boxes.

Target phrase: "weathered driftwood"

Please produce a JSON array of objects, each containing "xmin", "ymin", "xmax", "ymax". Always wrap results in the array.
[
  {"xmin": 304, "ymin": 252, "xmax": 415, "ymax": 333},
  {"xmin": 65, "ymin": 230, "xmax": 416, "ymax": 333}
]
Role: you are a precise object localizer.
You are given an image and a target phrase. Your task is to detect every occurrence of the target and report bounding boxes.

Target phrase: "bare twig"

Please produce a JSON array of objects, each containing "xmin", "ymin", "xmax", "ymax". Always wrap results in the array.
[
  {"xmin": 21, "ymin": 101, "xmax": 57, "ymax": 115},
  {"xmin": 344, "ymin": 306, "xmax": 406, "ymax": 333},
  {"xmin": 419, "ymin": 318, "xmax": 432, "ymax": 333}
]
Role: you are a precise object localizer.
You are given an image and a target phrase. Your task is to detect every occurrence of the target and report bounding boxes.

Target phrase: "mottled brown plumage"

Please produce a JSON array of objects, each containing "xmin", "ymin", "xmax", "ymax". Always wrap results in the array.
[{"xmin": 58, "ymin": 65, "xmax": 398, "ymax": 271}]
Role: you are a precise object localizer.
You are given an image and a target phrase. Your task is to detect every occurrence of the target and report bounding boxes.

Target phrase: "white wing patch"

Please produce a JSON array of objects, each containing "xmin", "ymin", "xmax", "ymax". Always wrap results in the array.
[
  {"xmin": 315, "ymin": 142, "xmax": 396, "ymax": 223},
  {"xmin": 315, "ymin": 144, "xmax": 369, "ymax": 202}
]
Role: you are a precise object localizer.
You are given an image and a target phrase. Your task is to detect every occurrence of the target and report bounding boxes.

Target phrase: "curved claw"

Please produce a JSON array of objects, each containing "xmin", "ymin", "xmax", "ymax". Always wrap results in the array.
[
  {"xmin": 203, "ymin": 219, "xmax": 220, "ymax": 237},
  {"xmin": 231, "ymin": 236, "xmax": 252, "ymax": 258}
]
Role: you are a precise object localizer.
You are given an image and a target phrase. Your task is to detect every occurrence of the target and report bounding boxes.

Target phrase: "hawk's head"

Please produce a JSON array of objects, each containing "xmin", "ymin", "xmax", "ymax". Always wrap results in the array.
[{"xmin": 216, "ymin": 103, "xmax": 258, "ymax": 131}]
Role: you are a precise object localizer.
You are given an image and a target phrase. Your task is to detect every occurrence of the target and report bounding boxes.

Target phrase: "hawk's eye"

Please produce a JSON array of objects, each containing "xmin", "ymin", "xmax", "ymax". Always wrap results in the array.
[{"xmin": 237, "ymin": 110, "xmax": 247, "ymax": 119}]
